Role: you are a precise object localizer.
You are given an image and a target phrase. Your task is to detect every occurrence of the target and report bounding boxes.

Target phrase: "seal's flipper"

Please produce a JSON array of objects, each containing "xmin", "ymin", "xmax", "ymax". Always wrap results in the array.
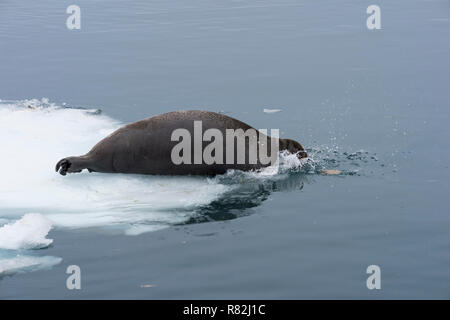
[
  {"xmin": 55, "ymin": 156, "xmax": 88, "ymax": 175},
  {"xmin": 55, "ymin": 158, "xmax": 71, "ymax": 175}
]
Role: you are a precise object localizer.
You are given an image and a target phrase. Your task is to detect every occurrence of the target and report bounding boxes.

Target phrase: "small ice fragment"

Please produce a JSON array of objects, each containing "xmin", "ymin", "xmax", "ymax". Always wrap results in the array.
[
  {"xmin": 321, "ymin": 169, "xmax": 341, "ymax": 175},
  {"xmin": 263, "ymin": 108, "xmax": 282, "ymax": 114}
]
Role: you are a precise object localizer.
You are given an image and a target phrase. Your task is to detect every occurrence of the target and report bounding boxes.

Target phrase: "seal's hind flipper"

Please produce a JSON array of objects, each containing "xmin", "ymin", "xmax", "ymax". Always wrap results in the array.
[{"xmin": 55, "ymin": 158, "xmax": 71, "ymax": 175}]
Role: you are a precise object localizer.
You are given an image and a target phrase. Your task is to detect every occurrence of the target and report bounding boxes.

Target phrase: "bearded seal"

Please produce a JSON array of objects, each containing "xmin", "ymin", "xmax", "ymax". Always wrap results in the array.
[{"xmin": 55, "ymin": 110, "xmax": 307, "ymax": 176}]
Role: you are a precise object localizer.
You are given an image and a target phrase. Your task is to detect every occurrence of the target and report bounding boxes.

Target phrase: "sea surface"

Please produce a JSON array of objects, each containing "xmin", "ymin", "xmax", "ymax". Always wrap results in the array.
[{"xmin": 0, "ymin": 0, "xmax": 449, "ymax": 299}]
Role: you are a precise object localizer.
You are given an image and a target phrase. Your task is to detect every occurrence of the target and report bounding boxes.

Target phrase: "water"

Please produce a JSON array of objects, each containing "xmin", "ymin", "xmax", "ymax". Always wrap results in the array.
[{"xmin": 0, "ymin": 0, "xmax": 449, "ymax": 299}]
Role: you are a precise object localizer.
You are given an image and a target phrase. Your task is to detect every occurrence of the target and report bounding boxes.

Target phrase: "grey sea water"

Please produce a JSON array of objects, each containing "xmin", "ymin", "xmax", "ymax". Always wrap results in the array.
[{"xmin": 0, "ymin": 0, "xmax": 449, "ymax": 299}]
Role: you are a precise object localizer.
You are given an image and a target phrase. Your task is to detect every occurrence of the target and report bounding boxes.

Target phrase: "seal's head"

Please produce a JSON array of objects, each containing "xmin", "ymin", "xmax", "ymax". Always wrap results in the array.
[{"xmin": 279, "ymin": 138, "xmax": 308, "ymax": 159}]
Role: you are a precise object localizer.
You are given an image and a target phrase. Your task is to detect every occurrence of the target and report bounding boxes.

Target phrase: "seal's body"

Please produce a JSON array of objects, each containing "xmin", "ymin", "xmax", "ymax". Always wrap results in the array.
[{"xmin": 56, "ymin": 110, "xmax": 307, "ymax": 176}]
